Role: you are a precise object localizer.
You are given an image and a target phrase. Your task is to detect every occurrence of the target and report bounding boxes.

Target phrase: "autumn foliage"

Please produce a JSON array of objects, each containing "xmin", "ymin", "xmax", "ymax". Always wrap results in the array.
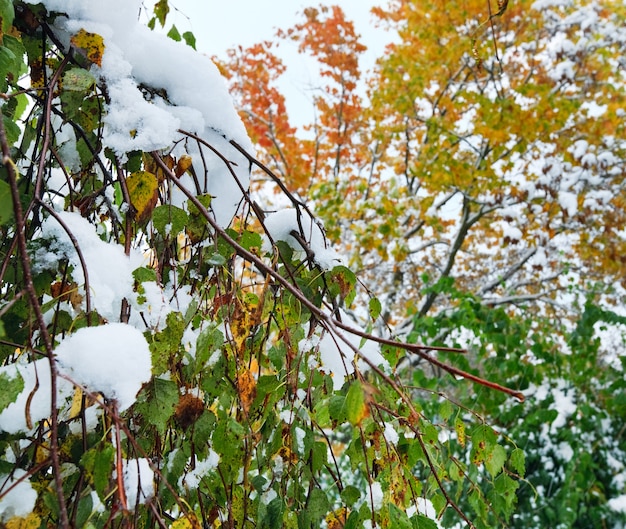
[
  {"xmin": 219, "ymin": 0, "xmax": 626, "ymax": 527},
  {"xmin": 0, "ymin": 0, "xmax": 625, "ymax": 528}
]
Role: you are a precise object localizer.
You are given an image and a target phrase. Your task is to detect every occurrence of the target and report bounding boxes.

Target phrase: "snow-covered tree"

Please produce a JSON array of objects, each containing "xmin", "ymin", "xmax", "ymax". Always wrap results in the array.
[{"xmin": 218, "ymin": 0, "xmax": 626, "ymax": 527}]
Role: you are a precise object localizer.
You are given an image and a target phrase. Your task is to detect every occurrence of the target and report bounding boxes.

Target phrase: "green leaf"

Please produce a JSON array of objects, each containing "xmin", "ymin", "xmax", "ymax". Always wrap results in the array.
[
  {"xmin": 207, "ymin": 253, "xmax": 227, "ymax": 266},
  {"xmin": 80, "ymin": 444, "xmax": 114, "ymax": 501},
  {"xmin": 0, "ymin": 179, "xmax": 13, "ymax": 226},
  {"xmin": 328, "ymin": 395, "xmax": 347, "ymax": 423},
  {"xmin": 0, "ymin": 369, "xmax": 23, "ymax": 412},
  {"xmin": 345, "ymin": 381, "xmax": 367, "ymax": 425},
  {"xmin": 149, "ymin": 311, "xmax": 185, "ymax": 374},
  {"xmin": 62, "ymin": 68, "xmax": 96, "ymax": 91},
  {"xmin": 485, "ymin": 444, "xmax": 507, "ymax": 477},
  {"xmin": 306, "ymin": 488, "xmax": 330, "ymax": 521},
  {"xmin": 0, "ymin": 0, "xmax": 14, "ymax": 35},
  {"xmin": 410, "ymin": 513, "xmax": 439, "ymax": 529},
  {"xmin": 182, "ymin": 31, "xmax": 196, "ymax": 49},
  {"xmin": 311, "ymin": 441, "xmax": 327, "ymax": 472},
  {"xmin": 438, "ymin": 398, "xmax": 453, "ymax": 422},
  {"xmin": 75, "ymin": 493, "xmax": 93, "ymax": 528},
  {"xmin": 368, "ymin": 296, "xmax": 382, "ymax": 320},
  {"xmin": 264, "ymin": 496, "xmax": 284, "ymax": 529},
  {"xmin": 509, "ymin": 447, "xmax": 525, "ymax": 476},
  {"xmin": 195, "ymin": 325, "xmax": 224, "ymax": 368},
  {"xmin": 313, "ymin": 398, "xmax": 331, "ymax": 427},
  {"xmin": 153, "ymin": 0, "xmax": 169, "ymax": 27},
  {"xmin": 389, "ymin": 503, "xmax": 412, "ymax": 529},
  {"xmin": 133, "ymin": 266, "xmax": 157, "ymax": 283},
  {"xmin": 152, "ymin": 204, "xmax": 189, "ymax": 238},
  {"xmin": 491, "ymin": 473, "xmax": 519, "ymax": 516},
  {"xmin": 0, "ymin": 45, "xmax": 14, "ymax": 91},
  {"xmin": 240, "ymin": 230, "xmax": 263, "ymax": 253},
  {"xmin": 167, "ymin": 24, "xmax": 181, "ymax": 42},
  {"xmin": 93, "ymin": 445, "xmax": 115, "ymax": 500},
  {"xmin": 136, "ymin": 377, "xmax": 179, "ymax": 435},
  {"xmin": 340, "ymin": 485, "xmax": 361, "ymax": 506}
]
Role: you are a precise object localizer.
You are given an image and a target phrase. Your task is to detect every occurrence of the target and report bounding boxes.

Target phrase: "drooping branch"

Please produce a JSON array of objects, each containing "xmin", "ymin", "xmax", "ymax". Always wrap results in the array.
[
  {"xmin": 150, "ymin": 149, "xmax": 524, "ymax": 403},
  {"xmin": 0, "ymin": 104, "xmax": 70, "ymax": 529}
]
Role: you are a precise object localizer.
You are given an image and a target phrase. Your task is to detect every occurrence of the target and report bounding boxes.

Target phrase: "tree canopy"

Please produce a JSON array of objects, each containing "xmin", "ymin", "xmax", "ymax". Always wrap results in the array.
[{"xmin": 0, "ymin": 1, "xmax": 625, "ymax": 528}]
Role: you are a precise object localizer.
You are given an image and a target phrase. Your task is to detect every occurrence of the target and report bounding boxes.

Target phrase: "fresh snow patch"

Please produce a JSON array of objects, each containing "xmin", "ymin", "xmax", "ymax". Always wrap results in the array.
[
  {"xmin": 122, "ymin": 458, "xmax": 154, "ymax": 510},
  {"xmin": 383, "ymin": 422, "xmax": 399, "ymax": 445},
  {"xmin": 369, "ymin": 481, "xmax": 384, "ymax": 511},
  {"xmin": 608, "ymin": 494, "xmax": 626, "ymax": 514},
  {"xmin": 0, "ymin": 359, "xmax": 74, "ymax": 434},
  {"xmin": 0, "ymin": 469, "xmax": 38, "ymax": 522},
  {"xmin": 263, "ymin": 208, "xmax": 341, "ymax": 270},
  {"xmin": 178, "ymin": 450, "xmax": 220, "ymax": 489},
  {"xmin": 33, "ymin": 211, "xmax": 146, "ymax": 323},
  {"xmin": 40, "ymin": 0, "xmax": 253, "ymax": 227},
  {"xmin": 55, "ymin": 323, "xmax": 152, "ymax": 411}
]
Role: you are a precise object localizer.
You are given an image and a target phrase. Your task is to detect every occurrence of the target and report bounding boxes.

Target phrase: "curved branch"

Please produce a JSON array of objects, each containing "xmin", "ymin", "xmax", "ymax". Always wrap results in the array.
[{"xmin": 150, "ymin": 150, "xmax": 524, "ymax": 402}]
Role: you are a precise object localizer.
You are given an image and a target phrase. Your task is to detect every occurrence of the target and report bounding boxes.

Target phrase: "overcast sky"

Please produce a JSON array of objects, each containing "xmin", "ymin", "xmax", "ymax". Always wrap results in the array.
[{"xmin": 165, "ymin": 1, "xmax": 392, "ymax": 126}]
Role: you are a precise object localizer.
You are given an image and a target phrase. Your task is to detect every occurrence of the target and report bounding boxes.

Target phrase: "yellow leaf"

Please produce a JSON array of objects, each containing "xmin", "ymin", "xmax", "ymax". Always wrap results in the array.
[
  {"xmin": 230, "ymin": 298, "xmax": 251, "ymax": 355},
  {"xmin": 35, "ymin": 441, "xmax": 49, "ymax": 464},
  {"xmin": 236, "ymin": 368, "xmax": 257, "ymax": 414},
  {"xmin": 68, "ymin": 387, "xmax": 83, "ymax": 419},
  {"xmin": 126, "ymin": 171, "xmax": 159, "ymax": 223},
  {"xmin": 5, "ymin": 513, "xmax": 41, "ymax": 529},
  {"xmin": 325, "ymin": 507, "xmax": 348, "ymax": 529},
  {"xmin": 143, "ymin": 152, "xmax": 175, "ymax": 183},
  {"xmin": 175, "ymin": 154, "xmax": 193, "ymax": 177},
  {"xmin": 170, "ymin": 513, "xmax": 202, "ymax": 529},
  {"xmin": 70, "ymin": 29, "xmax": 105, "ymax": 67}
]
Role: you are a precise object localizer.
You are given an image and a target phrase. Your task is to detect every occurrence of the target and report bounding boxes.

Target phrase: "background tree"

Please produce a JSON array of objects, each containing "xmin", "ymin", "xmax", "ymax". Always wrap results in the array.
[{"xmin": 219, "ymin": 0, "xmax": 626, "ymax": 527}]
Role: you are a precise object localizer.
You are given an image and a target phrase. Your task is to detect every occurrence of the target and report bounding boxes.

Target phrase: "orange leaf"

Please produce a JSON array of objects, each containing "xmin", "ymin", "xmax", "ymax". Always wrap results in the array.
[{"xmin": 236, "ymin": 368, "xmax": 257, "ymax": 414}]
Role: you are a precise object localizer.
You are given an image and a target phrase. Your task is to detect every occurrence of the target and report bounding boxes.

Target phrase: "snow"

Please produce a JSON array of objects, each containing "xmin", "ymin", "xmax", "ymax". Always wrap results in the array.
[
  {"xmin": 55, "ymin": 323, "xmax": 152, "ymax": 411},
  {"xmin": 300, "ymin": 311, "xmax": 389, "ymax": 391},
  {"xmin": 0, "ymin": 359, "xmax": 74, "ymax": 434},
  {"xmin": 122, "ymin": 458, "xmax": 154, "ymax": 510},
  {"xmin": 369, "ymin": 481, "xmax": 384, "ymax": 511},
  {"xmin": 294, "ymin": 426, "xmax": 306, "ymax": 455},
  {"xmin": 178, "ymin": 450, "xmax": 220, "ymax": 489},
  {"xmin": 262, "ymin": 208, "xmax": 341, "ymax": 270},
  {"xmin": 33, "ymin": 211, "xmax": 146, "ymax": 323},
  {"xmin": 406, "ymin": 498, "xmax": 442, "ymax": 528},
  {"xmin": 383, "ymin": 422, "xmax": 399, "ymax": 444},
  {"xmin": 580, "ymin": 101, "xmax": 608, "ymax": 118},
  {"xmin": 558, "ymin": 190, "xmax": 578, "ymax": 217},
  {"xmin": 0, "ymin": 469, "xmax": 38, "ymax": 522},
  {"xmin": 41, "ymin": 0, "xmax": 253, "ymax": 227},
  {"xmin": 609, "ymin": 495, "xmax": 626, "ymax": 514}
]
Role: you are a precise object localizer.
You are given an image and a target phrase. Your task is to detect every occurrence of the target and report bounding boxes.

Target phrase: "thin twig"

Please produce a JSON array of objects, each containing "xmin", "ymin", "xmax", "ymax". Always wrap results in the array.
[{"xmin": 0, "ymin": 104, "xmax": 70, "ymax": 529}]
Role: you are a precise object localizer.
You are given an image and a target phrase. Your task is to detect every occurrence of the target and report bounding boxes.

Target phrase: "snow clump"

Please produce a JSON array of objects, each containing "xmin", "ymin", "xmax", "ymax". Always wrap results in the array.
[{"xmin": 55, "ymin": 323, "xmax": 152, "ymax": 411}]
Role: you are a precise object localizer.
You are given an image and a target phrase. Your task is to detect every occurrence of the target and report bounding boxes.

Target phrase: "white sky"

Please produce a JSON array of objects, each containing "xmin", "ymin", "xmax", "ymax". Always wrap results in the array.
[{"xmin": 166, "ymin": 1, "xmax": 392, "ymax": 126}]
